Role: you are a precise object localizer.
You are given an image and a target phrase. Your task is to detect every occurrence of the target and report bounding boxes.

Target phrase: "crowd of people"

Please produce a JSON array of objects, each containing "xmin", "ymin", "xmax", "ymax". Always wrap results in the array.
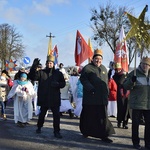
[{"xmin": 0, "ymin": 50, "xmax": 150, "ymax": 149}]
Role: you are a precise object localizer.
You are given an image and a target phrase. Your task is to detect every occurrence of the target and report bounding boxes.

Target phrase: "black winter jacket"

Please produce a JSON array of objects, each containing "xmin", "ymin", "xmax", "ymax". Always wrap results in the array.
[
  {"xmin": 80, "ymin": 63, "xmax": 108, "ymax": 105},
  {"xmin": 29, "ymin": 67, "xmax": 65, "ymax": 107}
]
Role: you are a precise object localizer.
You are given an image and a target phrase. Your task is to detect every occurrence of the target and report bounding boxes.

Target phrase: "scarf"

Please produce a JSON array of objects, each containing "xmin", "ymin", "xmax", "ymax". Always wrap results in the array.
[{"xmin": 17, "ymin": 80, "xmax": 28, "ymax": 85}]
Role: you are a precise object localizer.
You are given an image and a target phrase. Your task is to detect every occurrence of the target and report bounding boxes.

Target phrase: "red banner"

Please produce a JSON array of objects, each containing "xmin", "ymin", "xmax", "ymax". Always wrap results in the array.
[
  {"xmin": 114, "ymin": 26, "xmax": 128, "ymax": 72},
  {"xmin": 75, "ymin": 30, "xmax": 93, "ymax": 66}
]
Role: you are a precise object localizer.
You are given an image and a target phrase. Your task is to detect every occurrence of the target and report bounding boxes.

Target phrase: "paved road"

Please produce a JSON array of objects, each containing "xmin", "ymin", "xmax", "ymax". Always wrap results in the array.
[{"xmin": 0, "ymin": 101, "xmax": 146, "ymax": 150}]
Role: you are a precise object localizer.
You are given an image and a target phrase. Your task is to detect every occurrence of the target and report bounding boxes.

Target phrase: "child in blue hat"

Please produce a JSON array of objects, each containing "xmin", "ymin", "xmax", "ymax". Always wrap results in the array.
[{"xmin": 7, "ymin": 72, "xmax": 36, "ymax": 127}]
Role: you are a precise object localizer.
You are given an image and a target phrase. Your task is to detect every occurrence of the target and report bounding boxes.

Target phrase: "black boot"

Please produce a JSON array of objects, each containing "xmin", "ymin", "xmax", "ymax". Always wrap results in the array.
[
  {"xmin": 36, "ymin": 127, "xmax": 41, "ymax": 133},
  {"xmin": 117, "ymin": 121, "xmax": 121, "ymax": 128},
  {"xmin": 123, "ymin": 121, "xmax": 128, "ymax": 129},
  {"xmin": 60, "ymin": 112, "xmax": 63, "ymax": 116},
  {"xmin": 54, "ymin": 132, "xmax": 62, "ymax": 139},
  {"xmin": 68, "ymin": 109, "xmax": 74, "ymax": 119}
]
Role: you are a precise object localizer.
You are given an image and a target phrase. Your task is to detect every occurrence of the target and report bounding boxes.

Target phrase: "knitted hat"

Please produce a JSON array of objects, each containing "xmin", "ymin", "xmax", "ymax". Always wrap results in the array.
[
  {"xmin": 20, "ymin": 67, "xmax": 25, "ymax": 72},
  {"xmin": 73, "ymin": 67, "xmax": 78, "ymax": 73},
  {"xmin": 46, "ymin": 55, "xmax": 55, "ymax": 63},
  {"xmin": 141, "ymin": 56, "xmax": 150, "ymax": 66},
  {"xmin": 20, "ymin": 73, "xmax": 27, "ymax": 79},
  {"xmin": 93, "ymin": 49, "xmax": 103, "ymax": 58}
]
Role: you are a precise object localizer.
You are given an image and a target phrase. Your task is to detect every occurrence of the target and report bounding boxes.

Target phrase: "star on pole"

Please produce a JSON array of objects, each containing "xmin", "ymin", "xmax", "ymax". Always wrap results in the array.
[{"xmin": 125, "ymin": 5, "xmax": 150, "ymax": 49}]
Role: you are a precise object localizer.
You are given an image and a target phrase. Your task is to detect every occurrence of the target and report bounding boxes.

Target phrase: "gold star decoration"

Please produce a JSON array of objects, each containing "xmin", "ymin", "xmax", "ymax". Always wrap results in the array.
[{"xmin": 125, "ymin": 5, "xmax": 150, "ymax": 49}]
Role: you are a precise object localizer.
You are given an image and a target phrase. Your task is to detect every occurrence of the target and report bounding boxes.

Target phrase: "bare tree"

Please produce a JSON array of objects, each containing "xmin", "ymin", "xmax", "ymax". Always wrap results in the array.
[
  {"xmin": 90, "ymin": 2, "xmax": 137, "ymax": 66},
  {"xmin": 0, "ymin": 23, "xmax": 25, "ymax": 70}
]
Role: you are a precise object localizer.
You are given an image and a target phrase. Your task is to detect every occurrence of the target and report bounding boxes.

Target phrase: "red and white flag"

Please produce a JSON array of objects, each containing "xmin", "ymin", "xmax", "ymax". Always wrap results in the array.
[
  {"xmin": 50, "ymin": 44, "xmax": 58, "ymax": 67},
  {"xmin": 114, "ymin": 26, "xmax": 129, "ymax": 72},
  {"xmin": 75, "ymin": 30, "xmax": 93, "ymax": 66}
]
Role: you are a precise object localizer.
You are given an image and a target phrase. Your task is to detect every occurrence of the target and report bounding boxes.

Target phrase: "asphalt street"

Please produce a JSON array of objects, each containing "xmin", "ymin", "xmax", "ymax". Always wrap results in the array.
[{"xmin": 0, "ymin": 101, "xmax": 146, "ymax": 150}]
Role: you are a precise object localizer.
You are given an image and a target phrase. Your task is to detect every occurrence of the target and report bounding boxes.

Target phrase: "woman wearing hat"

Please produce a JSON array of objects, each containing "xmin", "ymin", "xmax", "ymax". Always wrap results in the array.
[
  {"xmin": 7, "ymin": 73, "xmax": 35, "ymax": 127},
  {"xmin": 123, "ymin": 56, "xmax": 150, "ymax": 149},
  {"xmin": 14, "ymin": 66, "xmax": 26, "ymax": 80},
  {"xmin": 79, "ymin": 49, "xmax": 115, "ymax": 143}
]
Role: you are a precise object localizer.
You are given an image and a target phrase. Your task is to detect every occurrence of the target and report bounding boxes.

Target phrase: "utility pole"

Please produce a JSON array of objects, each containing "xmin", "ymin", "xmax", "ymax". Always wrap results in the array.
[{"xmin": 46, "ymin": 32, "xmax": 55, "ymax": 60}]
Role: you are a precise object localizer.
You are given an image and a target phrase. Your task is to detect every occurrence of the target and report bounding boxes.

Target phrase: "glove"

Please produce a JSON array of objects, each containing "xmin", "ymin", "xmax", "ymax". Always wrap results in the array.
[
  {"xmin": 32, "ymin": 58, "xmax": 40, "ymax": 69},
  {"xmin": 132, "ymin": 76, "xmax": 137, "ymax": 82},
  {"xmin": 24, "ymin": 87, "xmax": 28, "ymax": 93},
  {"xmin": 89, "ymin": 88, "xmax": 96, "ymax": 95},
  {"xmin": 51, "ymin": 81, "xmax": 59, "ymax": 87},
  {"xmin": 22, "ymin": 87, "xmax": 28, "ymax": 92}
]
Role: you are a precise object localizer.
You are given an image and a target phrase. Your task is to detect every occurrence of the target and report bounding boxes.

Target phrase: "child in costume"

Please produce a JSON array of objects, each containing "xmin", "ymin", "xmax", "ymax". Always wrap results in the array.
[{"xmin": 7, "ymin": 73, "xmax": 35, "ymax": 127}]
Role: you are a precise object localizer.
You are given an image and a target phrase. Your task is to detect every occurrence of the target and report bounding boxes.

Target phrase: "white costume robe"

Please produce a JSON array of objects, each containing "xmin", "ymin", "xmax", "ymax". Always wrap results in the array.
[
  {"xmin": 33, "ymin": 82, "xmax": 40, "ymax": 116},
  {"xmin": 60, "ymin": 81, "xmax": 74, "ymax": 112},
  {"xmin": 69, "ymin": 76, "xmax": 79, "ymax": 104},
  {"xmin": 7, "ymin": 80, "xmax": 35, "ymax": 123}
]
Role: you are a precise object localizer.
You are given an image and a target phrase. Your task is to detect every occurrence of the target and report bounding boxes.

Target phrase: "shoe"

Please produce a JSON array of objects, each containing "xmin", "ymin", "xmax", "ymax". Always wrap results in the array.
[
  {"xmin": 54, "ymin": 132, "xmax": 62, "ymax": 139},
  {"xmin": 17, "ymin": 121, "xmax": 25, "ymax": 128},
  {"xmin": 110, "ymin": 115, "xmax": 116, "ymax": 118},
  {"xmin": 75, "ymin": 115, "xmax": 80, "ymax": 119},
  {"xmin": 133, "ymin": 144, "xmax": 142, "ymax": 149},
  {"xmin": 117, "ymin": 122, "xmax": 121, "ymax": 128},
  {"xmin": 101, "ymin": 137, "xmax": 113, "ymax": 143},
  {"xmin": 2, "ymin": 114, "xmax": 7, "ymax": 120},
  {"xmin": 139, "ymin": 119, "xmax": 145, "ymax": 125},
  {"xmin": 36, "ymin": 128, "xmax": 41, "ymax": 134},
  {"xmin": 68, "ymin": 109, "xmax": 74, "ymax": 119},
  {"xmin": 60, "ymin": 112, "xmax": 63, "ymax": 116},
  {"xmin": 23, "ymin": 122, "xmax": 29, "ymax": 126},
  {"xmin": 83, "ymin": 135, "xmax": 88, "ymax": 138},
  {"xmin": 145, "ymin": 145, "xmax": 150, "ymax": 149},
  {"xmin": 123, "ymin": 125, "xmax": 128, "ymax": 129},
  {"xmin": 123, "ymin": 121, "xmax": 128, "ymax": 129}
]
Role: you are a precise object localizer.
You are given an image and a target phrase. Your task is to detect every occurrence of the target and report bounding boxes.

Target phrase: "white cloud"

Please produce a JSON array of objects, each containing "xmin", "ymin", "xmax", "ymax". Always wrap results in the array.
[
  {"xmin": 31, "ymin": 0, "xmax": 70, "ymax": 15},
  {"xmin": 0, "ymin": 0, "xmax": 8, "ymax": 11},
  {"xmin": 32, "ymin": 1, "xmax": 50, "ymax": 15},
  {"xmin": 3, "ymin": 7, "xmax": 23, "ymax": 24},
  {"xmin": 0, "ymin": 0, "xmax": 24, "ymax": 25}
]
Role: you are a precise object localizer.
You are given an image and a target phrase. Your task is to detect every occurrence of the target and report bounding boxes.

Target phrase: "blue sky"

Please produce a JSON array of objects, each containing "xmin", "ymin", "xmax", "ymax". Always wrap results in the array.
[{"xmin": 0, "ymin": 0, "xmax": 149, "ymax": 68}]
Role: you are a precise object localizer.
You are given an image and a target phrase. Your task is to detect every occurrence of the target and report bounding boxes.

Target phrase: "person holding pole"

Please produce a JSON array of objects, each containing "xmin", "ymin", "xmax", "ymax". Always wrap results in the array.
[{"xmin": 123, "ymin": 56, "xmax": 150, "ymax": 150}]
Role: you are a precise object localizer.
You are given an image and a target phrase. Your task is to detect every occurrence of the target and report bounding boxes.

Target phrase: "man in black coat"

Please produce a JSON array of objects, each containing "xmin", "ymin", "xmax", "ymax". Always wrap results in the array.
[
  {"xmin": 79, "ymin": 49, "xmax": 115, "ymax": 143},
  {"xmin": 28, "ymin": 55, "xmax": 66, "ymax": 138}
]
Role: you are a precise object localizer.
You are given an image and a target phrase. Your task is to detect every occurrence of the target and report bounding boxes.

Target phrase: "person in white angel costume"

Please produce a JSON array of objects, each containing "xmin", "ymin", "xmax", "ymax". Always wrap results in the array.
[{"xmin": 7, "ymin": 73, "xmax": 35, "ymax": 127}]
